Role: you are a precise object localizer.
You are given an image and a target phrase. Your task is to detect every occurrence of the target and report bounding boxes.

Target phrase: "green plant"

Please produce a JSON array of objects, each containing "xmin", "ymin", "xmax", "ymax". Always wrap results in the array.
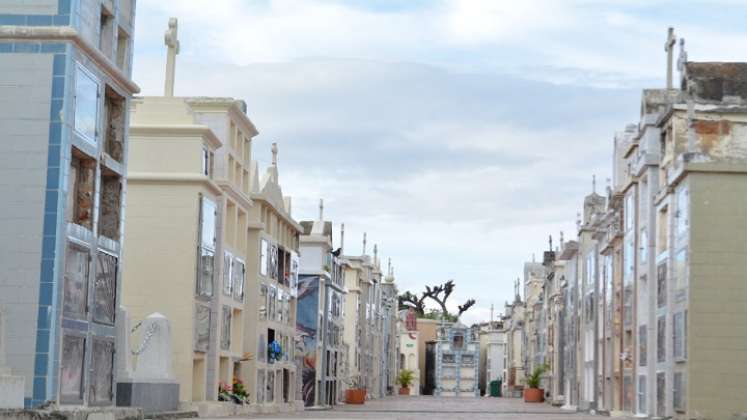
[
  {"xmin": 396, "ymin": 369, "xmax": 415, "ymax": 388},
  {"xmin": 526, "ymin": 364, "xmax": 548, "ymax": 389}
]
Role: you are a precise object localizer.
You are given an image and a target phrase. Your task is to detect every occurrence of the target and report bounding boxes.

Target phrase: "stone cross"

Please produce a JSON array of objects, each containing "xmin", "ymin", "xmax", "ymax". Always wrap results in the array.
[
  {"xmin": 665, "ymin": 27, "xmax": 676, "ymax": 89},
  {"xmin": 164, "ymin": 17, "xmax": 179, "ymax": 97},
  {"xmin": 271, "ymin": 142, "xmax": 278, "ymax": 166}
]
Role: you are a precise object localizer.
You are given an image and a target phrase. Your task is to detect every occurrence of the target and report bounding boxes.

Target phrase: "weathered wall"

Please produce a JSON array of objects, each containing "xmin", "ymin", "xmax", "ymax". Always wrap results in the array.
[
  {"xmin": 0, "ymin": 53, "xmax": 52, "ymax": 397},
  {"xmin": 688, "ymin": 171, "xmax": 747, "ymax": 420}
]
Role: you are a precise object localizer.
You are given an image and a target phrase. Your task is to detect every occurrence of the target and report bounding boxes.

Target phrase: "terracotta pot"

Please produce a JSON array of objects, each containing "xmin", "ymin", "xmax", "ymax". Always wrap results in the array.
[
  {"xmin": 398, "ymin": 387, "xmax": 410, "ymax": 395},
  {"xmin": 345, "ymin": 388, "xmax": 366, "ymax": 404},
  {"xmin": 523, "ymin": 388, "xmax": 544, "ymax": 403}
]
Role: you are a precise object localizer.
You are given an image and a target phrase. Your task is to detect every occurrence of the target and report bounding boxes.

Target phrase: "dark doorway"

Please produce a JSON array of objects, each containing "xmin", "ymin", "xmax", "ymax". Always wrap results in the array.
[{"xmin": 424, "ymin": 341, "xmax": 436, "ymax": 395}]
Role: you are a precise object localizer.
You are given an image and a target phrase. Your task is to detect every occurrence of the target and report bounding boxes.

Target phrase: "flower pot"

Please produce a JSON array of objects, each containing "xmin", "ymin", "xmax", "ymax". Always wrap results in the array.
[
  {"xmin": 345, "ymin": 388, "xmax": 366, "ymax": 404},
  {"xmin": 523, "ymin": 388, "xmax": 544, "ymax": 403},
  {"xmin": 398, "ymin": 387, "xmax": 410, "ymax": 396}
]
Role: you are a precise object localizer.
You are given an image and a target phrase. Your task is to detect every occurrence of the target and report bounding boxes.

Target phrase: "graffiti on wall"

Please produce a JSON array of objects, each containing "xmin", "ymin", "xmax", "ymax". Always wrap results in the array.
[{"xmin": 296, "ymin": 275, "xmax": 319, "ymax": 407}]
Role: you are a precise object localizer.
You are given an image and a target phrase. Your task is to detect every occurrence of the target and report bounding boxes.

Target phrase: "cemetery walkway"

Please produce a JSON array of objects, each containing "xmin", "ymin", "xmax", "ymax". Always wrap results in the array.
[{"xmin": 208, "ymin": 396, "xmax": 632, "ymax": 419}]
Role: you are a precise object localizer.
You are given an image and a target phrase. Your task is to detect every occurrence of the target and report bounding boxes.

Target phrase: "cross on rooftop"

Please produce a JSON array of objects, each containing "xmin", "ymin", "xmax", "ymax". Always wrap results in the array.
[
  {"xmin": 164, "ymin": 17, "xmax": 179, "ymax": 97},
  {"xmin": 665, "ymin": 27, "xmax": 676, "ymax": 89}
]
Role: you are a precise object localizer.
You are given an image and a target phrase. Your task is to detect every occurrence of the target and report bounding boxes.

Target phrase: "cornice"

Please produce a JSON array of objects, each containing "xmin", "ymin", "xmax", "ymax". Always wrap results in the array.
[
  {"xmin": 127, "ymin": 172, "xmax": 222, "ymax": 195},
  {"xmin": 130, "ymin": 124, "xmax": 221, "ymax": 150},
  {"xmin": 0, "ymin": 25, "xmax": 139, "ymax": 94}
]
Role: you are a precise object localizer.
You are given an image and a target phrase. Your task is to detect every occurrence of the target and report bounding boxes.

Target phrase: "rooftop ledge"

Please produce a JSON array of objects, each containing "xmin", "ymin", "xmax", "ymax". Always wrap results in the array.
[{"xmin": 0, "ymin": 25, "xmax": 140, "ymax": 94}]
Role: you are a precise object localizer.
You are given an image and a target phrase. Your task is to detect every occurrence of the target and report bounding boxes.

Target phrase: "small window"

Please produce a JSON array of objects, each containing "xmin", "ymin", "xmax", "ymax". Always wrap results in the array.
[
  {"xmin": 675, "ymin": 186, "xmax": 689, "ymax": 238},
  {"xmin": 233, "ymin": 259, "xmax": 245, "ymax": 302},
  {"xmin": 98, "ymin": 170, "xmax": 122, "ymax": 240},
  {"xmin": 657, "ymin": 263, "xmax": 667, "ymax": 308},
  {"xmin": 98, "ymin": 8, "xmax": 114, "ymax": 57},
  {"xmin": 260, "ymin": 239, "xmax": 268, "ymax": 277},
  {"xmin": 673, "ymin": 310, "xmax": 687, "ymax": 360},
  {"xmin": 657, "ymin": 315, "xmax": 666, "ymax": 363},
  {"xmin": 103, "ymin": 86, "xmax": 125, "ymax": 162},
  {"xmin": 222, "ymin": 252, "xmax": 233, "ymax": 297},
  {"xmin": 673, "ymin": 249, "xmax": 687, "ymax": 300},
  {"xmin": 93, "ymin": 251, "xmax": 117, "ymax": 325},
  {"xmin": 194, "ymin": 303, "xmax": 211, "ymax": 352},
  {"xmin": 638, "ymin": 325, "xmax": 647, "ymax": 367},
  {"xmin": 116, "ymin": 27, "xmax": 129, "ymax": 72},
  {"xmin": 60, "ymin": 334, "xmax": 86, "ymax": 401},
  {"xmin": 68, "ymin": 151, "xmax": 96, "ymax": 229},
  {"xmin": 74, "ymin": 65, "xmax": 99, "ymax": 144},
  {"xmin": 89, "ymin": 338, "xmax": 114, "ymax": 403},
  {"xmin": 63, "ymin": 245, "xmax": 89, "ymax": 319},
  {"xmin": 196, "ymin": 196, "xmax": 217, "ymax": 298},
  {"xmin": 638, "ymin": 375, "xmax": 646, "ymax": 414},
  {"xmin": 220, "ymin": 306, "xmax": 231, "ymax": 351},
  {"xmin": 259, "ymin": 283, "xmax": 268, "ymax": 321},
  {"xmin": 673, "ymin": 372, "xmax": 686, "ymax": 411},
  {"xmin": 656, "ymin": 372, "xmax": 666, "ymax": 417}
]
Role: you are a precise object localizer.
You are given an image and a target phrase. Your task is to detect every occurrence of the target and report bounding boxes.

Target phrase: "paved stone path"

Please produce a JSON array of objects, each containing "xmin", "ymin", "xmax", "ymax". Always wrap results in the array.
[{"xmin": 210, "ymin": 396, "xmax": 623, "ymax": 419}]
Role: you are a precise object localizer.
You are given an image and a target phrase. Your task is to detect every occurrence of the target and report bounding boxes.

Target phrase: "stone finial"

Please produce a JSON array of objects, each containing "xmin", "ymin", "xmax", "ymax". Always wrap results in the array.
[
  {"xmin": 373, "ymin": 244, "xmax": 378, "ymax": 265},
  {"xmin": 560, "ymin": 231, "xmax": 564, "ymax": 247},
  {"xmin": 318, "ymin": 198, "xmax": 324, "ymax": 221},
  {"xmin": 163, "ymin": 17, "xmax": 179, "ymax": 97},
  {"xmin": 388, "ymin": 258, "xmax": 392, "ymax": 275},
  {"xmin": 362, "ymin": 232, "xmax": 367, "ymax": 255},
  {"xmin": 548, "ymin": 235, "xmax": 553, "ymax": 252},
  {"xmin": 271, "ymin": 142, "xmax": 278, "ymax": 166}
]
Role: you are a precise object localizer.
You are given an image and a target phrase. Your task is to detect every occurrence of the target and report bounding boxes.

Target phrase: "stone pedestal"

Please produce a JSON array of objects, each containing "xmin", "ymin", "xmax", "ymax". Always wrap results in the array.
[{"xmin": 116, "ymin": 312, "xmax": 178, "ymax": 414}]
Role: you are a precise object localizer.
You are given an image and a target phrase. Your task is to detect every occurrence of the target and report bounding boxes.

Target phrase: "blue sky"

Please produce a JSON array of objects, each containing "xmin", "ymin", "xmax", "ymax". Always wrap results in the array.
[{"xmin": 132, "ymin": 0, "xmax": 744, "ymax": 324}]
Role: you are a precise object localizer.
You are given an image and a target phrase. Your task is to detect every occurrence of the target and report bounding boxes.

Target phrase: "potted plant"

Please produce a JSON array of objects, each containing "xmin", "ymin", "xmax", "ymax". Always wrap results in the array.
[
  {"xmin": 523, "ymin": 364, "xmax": 548, "ymax": 403},
  {"xmin": 396, "ymin": 369, "xmax": 415, "ymax": 395},
  {"xmin": 344, "ymin": 377, "xmax": 367, "ymax": 404}
]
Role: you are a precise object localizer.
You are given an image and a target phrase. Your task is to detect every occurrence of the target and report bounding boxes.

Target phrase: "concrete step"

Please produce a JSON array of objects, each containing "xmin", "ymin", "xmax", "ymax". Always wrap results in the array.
[{"xmin": 145, "ymin": 411, "xmax": 199, "ymax": 420}]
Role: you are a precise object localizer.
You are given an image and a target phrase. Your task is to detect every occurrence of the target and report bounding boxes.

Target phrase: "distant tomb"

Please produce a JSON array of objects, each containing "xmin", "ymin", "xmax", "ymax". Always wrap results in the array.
[{"xmin": 434, "ymin": 320, "xmax": 479, "ymax": 397}]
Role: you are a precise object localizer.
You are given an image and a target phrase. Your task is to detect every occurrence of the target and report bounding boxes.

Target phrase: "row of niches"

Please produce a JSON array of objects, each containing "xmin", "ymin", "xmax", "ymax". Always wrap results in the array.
[
  {"xmin": 441, "ymin": 353, "xmax": 476, "ymax": 365},
  {"xmin": 67, "ymin": 147, "xmax": 123, "ymax": 242}
]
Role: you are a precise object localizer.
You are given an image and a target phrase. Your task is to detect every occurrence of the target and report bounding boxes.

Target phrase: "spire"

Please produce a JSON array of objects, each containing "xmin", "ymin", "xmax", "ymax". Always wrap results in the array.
[
  {"xmin": 362, "ymin": 232, "xmax": 367, "ymax": 255},
  {"xmin": 340, "ymin": 223, "xmax": 345, "ymax": 254},
  {"xmin": 271, "ymin": 142, "xmax": 278, "ymax": 166},
  {"xmin": 373, "ymin": 244, "xmax": 378, "ymax": 266},
  {"xmin": 592, "ymin": 174, "xmax": 596, "ymax": 194},
  {"xmin": 163, "ymin": 17, "xmax": 179, "ymax": 97},
  {"xmin": 548, "ymin": 235, "xmax": 553, "ymax": 252},
  {"xmin": 387, "ymin": 258, "xmax": 392, "ymax": 275},
  {"xmin": 560, "ymin": 231, "xmax": 564, "ymax": 248},
  {"xmin": 318, "ymin": 198, "xmax": 324, "ymax": 222}
]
